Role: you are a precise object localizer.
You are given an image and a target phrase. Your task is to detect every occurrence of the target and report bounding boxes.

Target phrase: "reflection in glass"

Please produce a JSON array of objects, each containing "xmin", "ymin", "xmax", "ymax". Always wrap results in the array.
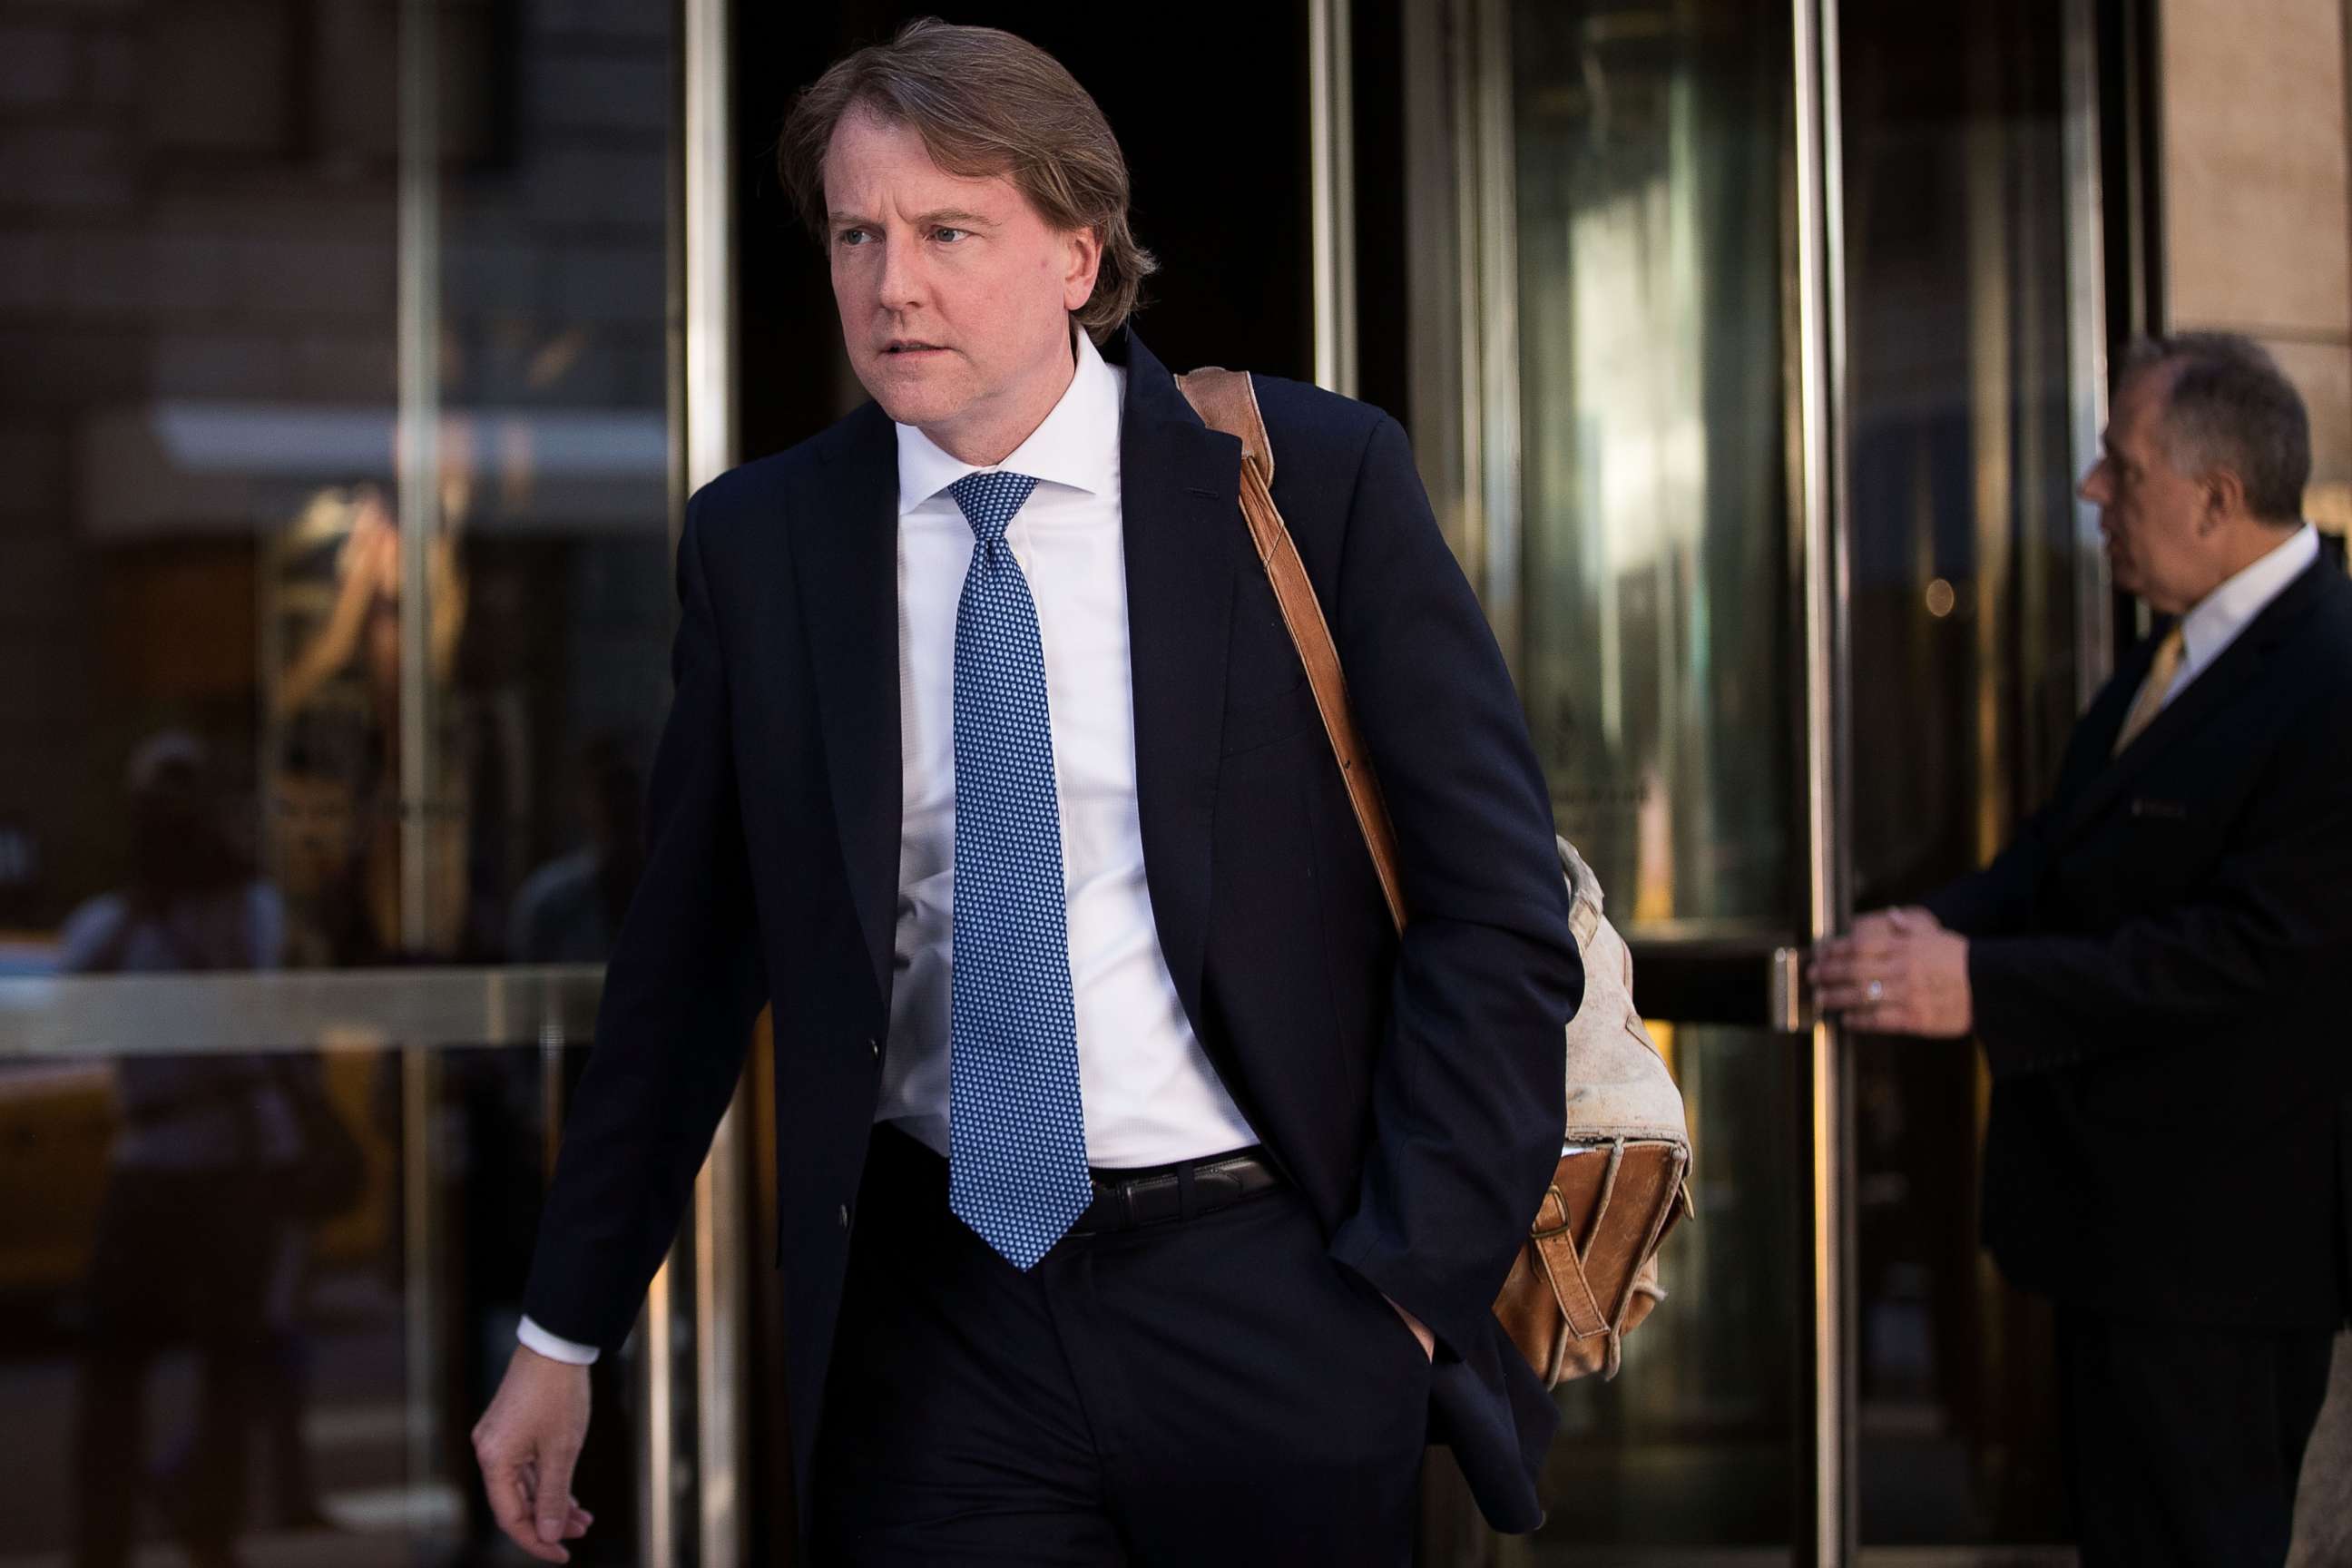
[
  {"xmin": 0, "ymin": 1, "xmax": 675, "ymax": 975},
  {"xmin": 1540, "ymin": 1025, "xmax": 1803, "ymax": 1550},
  {"xmin": 60, "ymin": 1051, "xmax": 361, "ymax": 1566},
  {"xmin": 1501, "ymin": 1, "xmax": 1804, "ymax": 1555},
  {"xmin": 44, "ymin": 733, "xmax": 312, "ymax": 1564},
  {"xmin": 267, "ymin": 484, "xmax": 472, "ymax": 965},
  {"xmin": 1840, "ymin": 0, "xmax": 2083, "ymax": 1545},
  {"xmin": 1, "ymin": 0, "xmax": 680, "ymax": 1561},
  {"xmin": 1511, "ymin": 0, "xmax": 1792, "ymax": 935},
  {"xmin": 508, "ymin": 736, "xmax": 646, "ymax": 965},
  {"xmin": 0, "ymin": 1040, "xmax": 636, "ymax": 1565}
]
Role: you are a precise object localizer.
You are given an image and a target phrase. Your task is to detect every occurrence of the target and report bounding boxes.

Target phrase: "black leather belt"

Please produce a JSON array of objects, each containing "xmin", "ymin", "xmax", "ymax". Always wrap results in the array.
[{"xmin": 1070, "ymin": 1148, "xmax": 1284, "ymax": 1234}]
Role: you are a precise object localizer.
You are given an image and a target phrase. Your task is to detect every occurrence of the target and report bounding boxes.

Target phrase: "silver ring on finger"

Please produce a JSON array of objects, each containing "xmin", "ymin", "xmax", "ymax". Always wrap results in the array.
[{"xmin": 1866, "ymin": 979, "xmax": 1885, "ymax": 1004}]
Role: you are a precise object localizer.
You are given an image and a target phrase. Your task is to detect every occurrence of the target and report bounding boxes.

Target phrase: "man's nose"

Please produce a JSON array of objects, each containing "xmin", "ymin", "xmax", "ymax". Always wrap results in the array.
[
  {"xmin": 877, "ymin": 235, "xmax": 925, "ymax": 314},
  {"xmin": 2079, "ymin": 459, "xmax": 2108, "ymax": 505}
]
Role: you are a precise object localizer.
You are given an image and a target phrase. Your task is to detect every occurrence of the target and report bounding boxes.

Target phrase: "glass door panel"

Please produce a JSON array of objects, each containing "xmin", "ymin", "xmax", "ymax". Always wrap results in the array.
[
  {"xmin": 1541, "ymin": 1024, "xmax": 1808, "ymax": 1553},
  {"xmin": 1511, "ymin": 0, "xmax": 1796, "ymax": 935},
  {"xmin": 1415, "ymin": 0, "xmax": 2108, "ymax": 1558},
  {"xmin": 1838, "ymin": 0, "xmax": 2092, "ymax": 1548},
  {"xmin": 0, "ymin": 0, "xmax": 689, "ymax": 1561},
  {"xmin": 1490, "ymin": 0, "xmax": 1818, "ymax": 1558}
]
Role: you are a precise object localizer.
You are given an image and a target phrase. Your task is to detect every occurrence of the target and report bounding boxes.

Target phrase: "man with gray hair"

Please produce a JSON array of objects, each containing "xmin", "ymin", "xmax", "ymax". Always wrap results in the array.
[{"xmin": 1813, "ymin": 333, "xmax": 2352, "ymax": 1563}]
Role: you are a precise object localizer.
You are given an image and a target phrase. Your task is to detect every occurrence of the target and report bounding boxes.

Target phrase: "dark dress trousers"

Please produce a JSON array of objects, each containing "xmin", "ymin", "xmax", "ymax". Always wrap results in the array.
[
  {"xmin": 1923, "ymin": 555, "xmax": 2352, "ymax": 1564},
  {"xmin": 518, "ymin": 326, "xmax": 1583, "ymax": 1547}
]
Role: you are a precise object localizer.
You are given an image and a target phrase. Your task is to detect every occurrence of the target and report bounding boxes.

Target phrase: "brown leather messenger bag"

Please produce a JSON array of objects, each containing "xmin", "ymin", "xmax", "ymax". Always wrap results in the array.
[{"xmin": 1177, "ymin": 367, "xmax": 1693, "ymax": 1385}]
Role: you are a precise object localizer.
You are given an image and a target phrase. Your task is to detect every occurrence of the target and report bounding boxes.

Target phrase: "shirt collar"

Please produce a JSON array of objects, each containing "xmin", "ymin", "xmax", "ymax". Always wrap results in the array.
[
  {"xmin": 895, "ymin": 323, "xmax": 1122, "ymax": 515},
  {"xmin": 2178, "ymin": 522, "xmax": 2320, "ymax": 671}
]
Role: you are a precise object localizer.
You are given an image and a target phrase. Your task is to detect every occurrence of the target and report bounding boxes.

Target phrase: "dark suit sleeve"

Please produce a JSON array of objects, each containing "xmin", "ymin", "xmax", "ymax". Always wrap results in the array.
[
  {"xmin": 520, "ymin": 490, "xmax": 768, "ymax": 1353},
  {"xmin": 1965, "ymin": 677, "xmax": 2352, "ymax": 1080},
  {"xmin": 1926, "ymin": 660, "xmax": 2139, "ymax": 938},
  {"xmin": 1923, "ymin": 808, "xmax": 2053, "ymax": 938},
  {"xmin": 1322, "ymin": 414, "xmax": 1583, "ymax": 1362}
]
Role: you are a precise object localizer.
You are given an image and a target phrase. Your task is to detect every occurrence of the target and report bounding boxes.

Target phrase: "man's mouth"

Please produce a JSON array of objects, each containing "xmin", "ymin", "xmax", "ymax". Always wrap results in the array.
[{"xmin": 884, "ymin": 342, "xmax": 946, "ymax": 356}]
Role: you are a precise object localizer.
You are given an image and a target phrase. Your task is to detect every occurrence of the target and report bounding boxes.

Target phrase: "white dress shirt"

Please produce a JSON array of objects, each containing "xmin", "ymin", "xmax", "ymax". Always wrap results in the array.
[
  {"xmin": 2160, "ymin": 523, "xmax": 2320, "ymax": 710},
  {"xmin": 881, "ymin": 324, "xmax": 1258, "ymax": 1166},
  {"xmin": 521, "ymin": 326, "xmax": 1257, "ymax": 1368}
]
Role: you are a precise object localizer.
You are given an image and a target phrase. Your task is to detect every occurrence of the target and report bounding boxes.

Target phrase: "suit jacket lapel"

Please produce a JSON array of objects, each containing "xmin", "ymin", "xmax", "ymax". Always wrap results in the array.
[
  {"xmin": 1109, "ymin": 328, "xmax": 1245, "ymax": 1042},
  {"xmin": 788, "ymin": 332, "xmax": 1246, "ymax": 1034},
  {"xmin": 791, "ymin": 402, "xmax": 903, "ymax": 1010},
  {"xmin": 2056, "ymin": 559, "xmax": 2333, "ymax": 845}
]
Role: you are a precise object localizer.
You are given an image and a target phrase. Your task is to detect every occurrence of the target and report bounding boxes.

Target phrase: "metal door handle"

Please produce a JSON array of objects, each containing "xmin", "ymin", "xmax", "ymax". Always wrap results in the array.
[{"xmin": 1626, "ymin": 937, "xmax": 1810, "ymax": 1034}]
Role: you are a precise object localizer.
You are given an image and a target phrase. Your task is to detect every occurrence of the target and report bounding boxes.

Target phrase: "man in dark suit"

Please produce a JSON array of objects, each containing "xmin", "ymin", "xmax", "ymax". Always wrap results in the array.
[
  {"xmin": 469, "ymin": 19, "xmax": 1581, "ymax": 1564},
  {"xmin": 1813, "ymin": 332, "xmax": 2352, "ymax": 1565}
]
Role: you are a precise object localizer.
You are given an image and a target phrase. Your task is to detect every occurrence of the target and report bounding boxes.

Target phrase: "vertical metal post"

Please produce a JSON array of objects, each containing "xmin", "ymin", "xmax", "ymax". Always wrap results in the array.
[
  {"xmin": 1459, "ymin": 0, "xmax": 1524, "ymax": 669},
  {"xmin": 638, "ymin": 1256, "xmax": 676, "ymax": 1568},
  {"xmin": 1309, "ymin": 0, "xmax": 1359, "ymax": 397},
  {"xmin": 1965, "ymin": 23, "xmax": 2015, "ymax": 872},
  {"xmin": 2124, "ymin": 0, "xmax": 2160, "ymax": 647},
  {"xmin": 693, "ymin": 1112, "xmax": 747, "ymax": 1568},
  {"xmin": 395, "ymin": 0, "xmax": 444, "ymax": 1541},
  {"xmin": 1398, "ymin": 0, "xmax": 1469, "ymax": 568},
  {"xmin": 2063, "ymin": 0, "xmax": 2115, "ymax": 705},
  {"xmin": 1443, "ymin": 0, "xmax": 1488, "ymax": 589},
  {"xmin": 400, "ymin": 1045, "xmax": 443, "ymax": 1541},
  {"xmin": 539, "ymin": 1019, "xmax": 566, "ymax": 1182},
  {"xmin": 678, "ymin": 0, "xmax": 746, "ymax": 1563},
  {"xmin": 1791, "ymin": 0, "xmax": 1855, "ymax": 1559},
  {"xmin": 397, "ymin": 0, "xmax": 440, "ymax": 959},
  {"xmin": 683, "ymin": 0, "xmax": 738, "ymax": 510}
]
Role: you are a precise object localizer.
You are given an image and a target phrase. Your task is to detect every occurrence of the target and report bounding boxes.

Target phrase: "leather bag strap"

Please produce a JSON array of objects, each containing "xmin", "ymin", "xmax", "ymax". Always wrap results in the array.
[
  {"xmin": 1528, "ymin": 1181, "xmax": 1611, "ymax": 1339},
  {"xmin": 1175, "ymin": 368, "xmax": 1409, "ymax": 930}
]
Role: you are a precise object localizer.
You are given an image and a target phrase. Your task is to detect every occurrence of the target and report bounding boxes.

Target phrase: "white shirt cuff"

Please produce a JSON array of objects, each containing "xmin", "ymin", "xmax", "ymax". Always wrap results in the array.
[{"xmin": 517, "ymin": 1315, "xmax": 600, "ymax": 1366}]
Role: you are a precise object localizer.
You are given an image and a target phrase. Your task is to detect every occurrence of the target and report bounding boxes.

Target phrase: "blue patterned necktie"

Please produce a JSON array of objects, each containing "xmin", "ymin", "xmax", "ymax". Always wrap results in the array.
[{"xmin": 944, "ymin": 469, "xmax": 1093, "ymax": 1269}]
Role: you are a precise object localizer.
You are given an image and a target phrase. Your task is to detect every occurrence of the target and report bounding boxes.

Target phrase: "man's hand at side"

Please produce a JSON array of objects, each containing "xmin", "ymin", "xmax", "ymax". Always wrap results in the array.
[{"xmin": 474, "ymin": 1344, "xmax": 596, "ymax": 1563}]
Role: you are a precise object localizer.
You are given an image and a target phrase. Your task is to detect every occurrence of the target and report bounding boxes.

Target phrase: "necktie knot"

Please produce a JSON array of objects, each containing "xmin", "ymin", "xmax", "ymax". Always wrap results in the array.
[{"xmin": 947, "ymin": 470, "xmax": 1040, "ymax": 547}]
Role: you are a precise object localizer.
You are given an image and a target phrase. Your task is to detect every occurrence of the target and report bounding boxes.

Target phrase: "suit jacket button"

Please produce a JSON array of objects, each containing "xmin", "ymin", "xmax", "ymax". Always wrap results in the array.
[
  {"xmin": 838, "ymin": 1203, "xmax": 850, "ymax": 1229},
  {"xmin": 866, "ymin": 1036, "xmax": 879, "ymax": 1058}
]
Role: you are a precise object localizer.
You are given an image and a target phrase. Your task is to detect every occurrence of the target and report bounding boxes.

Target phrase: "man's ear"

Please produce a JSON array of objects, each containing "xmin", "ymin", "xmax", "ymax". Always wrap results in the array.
[
  {"xmin": 2200, "ymin": 466, "xmax": 2249, "ymax": 535},
  {"xmin": 1063, "ymin": 225, "xmax": 1103, "ymax": 311}
]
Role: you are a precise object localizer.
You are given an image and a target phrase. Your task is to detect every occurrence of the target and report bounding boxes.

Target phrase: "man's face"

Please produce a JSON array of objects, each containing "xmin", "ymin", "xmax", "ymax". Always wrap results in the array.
[
  {"xmin": 2079, "ymin": 365, "xmax": 2213, "ymax": 615},
  {"xmin": 823, "ymin": 110, "xmax": 1101, "ymax": 443}
]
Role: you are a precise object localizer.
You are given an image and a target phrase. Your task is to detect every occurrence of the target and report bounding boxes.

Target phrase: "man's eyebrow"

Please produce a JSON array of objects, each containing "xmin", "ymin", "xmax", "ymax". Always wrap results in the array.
[{"xmin": 827, "ymin": 208, "xmax": 997, "ymax": 228}]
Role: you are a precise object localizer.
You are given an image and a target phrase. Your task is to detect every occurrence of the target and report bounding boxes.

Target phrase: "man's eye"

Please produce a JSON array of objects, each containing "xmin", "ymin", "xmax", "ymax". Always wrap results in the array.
[
  {"xmin": 934, "ymin": 227, "xmax": 966, "ymax": 243},
  {"xmin": 836, "ymin": 228, "xmax": 868, "ymax": 246}
]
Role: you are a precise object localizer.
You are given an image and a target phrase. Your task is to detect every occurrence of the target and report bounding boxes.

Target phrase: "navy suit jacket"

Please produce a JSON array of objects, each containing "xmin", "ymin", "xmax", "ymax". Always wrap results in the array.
[
  {"xmin": 521, "ymin": 325, "xmax": 1583, "ymax": 1533},
  {"xmin": 1926, "ymin": 555, "xmax": 2352, "ymax": 1328}
]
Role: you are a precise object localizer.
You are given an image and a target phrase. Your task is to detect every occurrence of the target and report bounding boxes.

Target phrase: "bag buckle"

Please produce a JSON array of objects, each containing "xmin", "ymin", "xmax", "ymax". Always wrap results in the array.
[{"xmin": 1530, "ymin": 1185, "xmax": 1575, "ymax": 1240}]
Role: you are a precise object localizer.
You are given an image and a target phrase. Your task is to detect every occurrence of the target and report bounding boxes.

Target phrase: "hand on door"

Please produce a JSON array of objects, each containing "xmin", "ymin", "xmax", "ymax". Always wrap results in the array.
[{"xmin": 1808, "ymin": 906, "xmax": 1973, "ymax": 1037}]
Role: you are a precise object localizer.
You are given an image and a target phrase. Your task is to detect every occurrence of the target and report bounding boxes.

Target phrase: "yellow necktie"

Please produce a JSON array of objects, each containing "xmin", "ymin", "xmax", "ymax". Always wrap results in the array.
[{"xmin": 2112, "ymin": 624, "xmax": 2186, "ymax": 756}]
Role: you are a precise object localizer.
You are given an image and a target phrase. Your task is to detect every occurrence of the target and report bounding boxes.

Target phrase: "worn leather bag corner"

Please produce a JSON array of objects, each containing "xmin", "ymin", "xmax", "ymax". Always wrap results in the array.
[{"xmin": 1493, "ymin": 838, "xmax": 1692, "ymax": 1387}]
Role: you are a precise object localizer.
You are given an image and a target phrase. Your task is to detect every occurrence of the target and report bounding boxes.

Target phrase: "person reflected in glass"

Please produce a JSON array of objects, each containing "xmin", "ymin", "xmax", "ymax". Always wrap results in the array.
[
  {"xmin": 506, "ymin": 735, "xmax": 645, "ymax": 966},
  {"xmin": 272, "ymin": 481, "xmax": 474, "ymax": 963},
  {"xmin": 60, "ymin": 732, "xmax": 310, "ymax": 1568}
]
